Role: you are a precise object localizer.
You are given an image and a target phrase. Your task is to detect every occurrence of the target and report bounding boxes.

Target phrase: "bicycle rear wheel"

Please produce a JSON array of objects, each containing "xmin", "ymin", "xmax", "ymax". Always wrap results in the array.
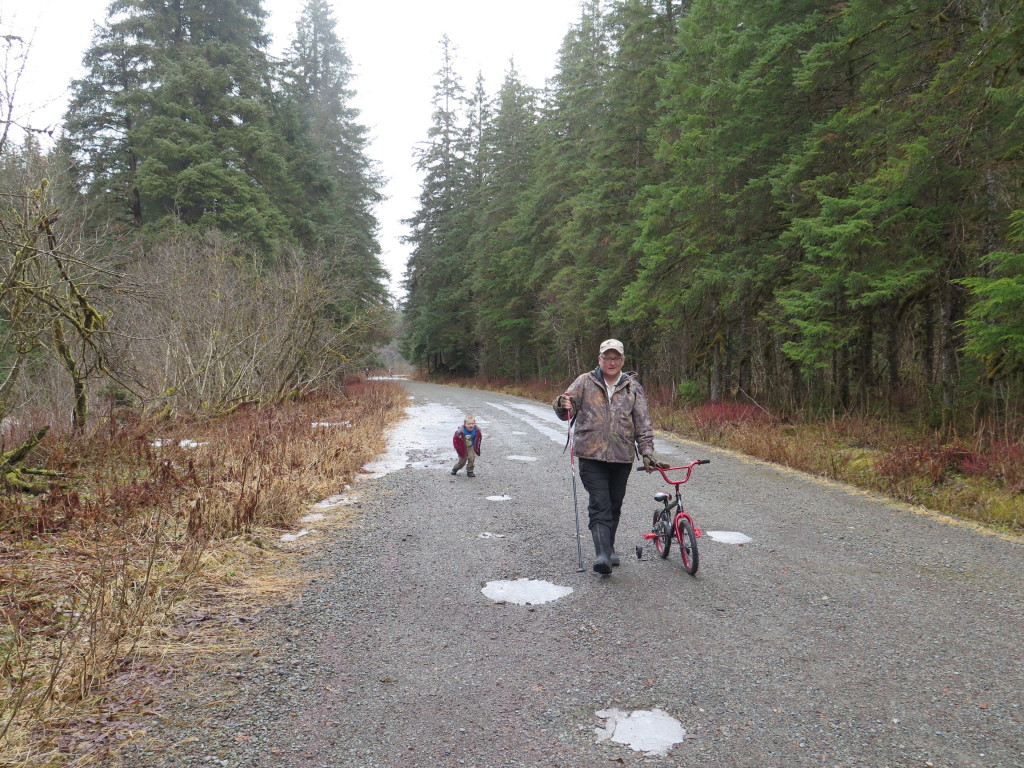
[
  {"xmin": 652, "ymin": 509, "xmax": 672, "ymax": 558},
  {"xmin": 677, "ymin": 517, "xmax": 699, "ymax": 575}
]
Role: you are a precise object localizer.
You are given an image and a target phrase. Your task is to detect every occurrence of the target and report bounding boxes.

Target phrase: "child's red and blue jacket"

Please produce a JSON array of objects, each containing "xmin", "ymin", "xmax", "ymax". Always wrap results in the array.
[{"xmin": 453, "ymin": 426, "xmax": 482, "ymax": 458}]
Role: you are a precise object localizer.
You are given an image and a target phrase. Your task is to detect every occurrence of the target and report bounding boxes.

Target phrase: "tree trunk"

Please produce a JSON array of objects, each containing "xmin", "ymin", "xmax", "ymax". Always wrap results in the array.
[{"xmin": 939, "ymin": 253, "xmax": 967, "ymax": 437}]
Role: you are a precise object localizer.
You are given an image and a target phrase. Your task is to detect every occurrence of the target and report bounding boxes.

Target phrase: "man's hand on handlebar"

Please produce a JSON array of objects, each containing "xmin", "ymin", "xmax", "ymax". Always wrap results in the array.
[
  {"xmin": 642, "ymin": 456, "xmax": 672, "ymax": 473},
  {"xmin": 558, "ymin": 394, "xmax": 575, "ymax": 412}
]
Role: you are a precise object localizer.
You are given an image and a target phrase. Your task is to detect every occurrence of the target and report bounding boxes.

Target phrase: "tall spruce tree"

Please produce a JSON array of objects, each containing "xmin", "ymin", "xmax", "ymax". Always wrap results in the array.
[
  {"xmin": 521, "ymin": 0, "xmax": 612, "ymax": 375},
  {"xmin": 401, "ymin": 36, "xmax": 475, "ymax": 373},
  {"xmin": 567, "ymin": 0, "xmax": 679, "ymax": 374},
  {"xmin": 277, "ymin": 0, "xmax": 388, "ymax": 308},
  {"xmin": 61, "ymin": 0, "xmax": 294, "ymax": 248},
  {"xmin": 468, "ymin": 65, "xmax": 539, "ymax": 379}
]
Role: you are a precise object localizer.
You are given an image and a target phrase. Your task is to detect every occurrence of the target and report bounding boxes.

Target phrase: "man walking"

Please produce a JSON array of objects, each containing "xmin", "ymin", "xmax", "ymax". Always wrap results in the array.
[{"xmin": 554, "ymin": 339, "xmax": 658, "ymax": 574}]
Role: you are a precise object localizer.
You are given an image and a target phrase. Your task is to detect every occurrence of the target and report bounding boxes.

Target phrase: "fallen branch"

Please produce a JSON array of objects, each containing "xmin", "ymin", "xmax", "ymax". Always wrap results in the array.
[{"xmin": 1, "ymin": 425, "xmax": 53, "ymax": 494}]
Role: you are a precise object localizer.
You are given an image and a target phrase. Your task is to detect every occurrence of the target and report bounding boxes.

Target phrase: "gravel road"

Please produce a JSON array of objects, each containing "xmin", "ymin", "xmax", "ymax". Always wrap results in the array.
[{"xmin": 114, "ymin": 380, "xmax": 1024, "ymax": 768}]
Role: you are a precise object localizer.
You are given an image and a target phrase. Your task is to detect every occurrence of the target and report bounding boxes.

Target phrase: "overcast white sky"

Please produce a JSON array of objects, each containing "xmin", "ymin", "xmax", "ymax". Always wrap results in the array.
[{"xmin": 2, "ymin": 0, "xmax": 585, "ymax": 299}]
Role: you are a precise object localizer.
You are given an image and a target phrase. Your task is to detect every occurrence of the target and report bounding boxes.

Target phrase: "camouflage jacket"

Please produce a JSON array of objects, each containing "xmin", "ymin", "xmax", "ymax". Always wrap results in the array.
[{"xmin": 553, "ymin": 368, "xmax": 654, "ymax": 463}]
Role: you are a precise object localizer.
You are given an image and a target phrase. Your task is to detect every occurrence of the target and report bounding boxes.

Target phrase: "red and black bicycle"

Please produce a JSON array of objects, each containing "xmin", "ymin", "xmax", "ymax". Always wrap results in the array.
[{"xmin": 637, "ymin": 460, "xmax": 710, "ymax": 575}]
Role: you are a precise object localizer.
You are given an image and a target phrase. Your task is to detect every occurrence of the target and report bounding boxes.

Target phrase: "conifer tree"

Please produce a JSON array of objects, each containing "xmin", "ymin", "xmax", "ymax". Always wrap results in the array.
[
  {"xmin": 401, "ymin": 36, "xmax": 475, "ymax": 373},
  {"xmin": 277, "ymin": 0, "xmax": 388, "ymax": 308},
  {"xmin": 62, "ymin": 0, "xmax": 294, "ymax": 248},
  {"xmin": 521, "ymin": 0, "xmax": 612, "ymax": 374},
  {"xmin": 468, "ymin": 65, "xmax": 539, "ymax": 379}
]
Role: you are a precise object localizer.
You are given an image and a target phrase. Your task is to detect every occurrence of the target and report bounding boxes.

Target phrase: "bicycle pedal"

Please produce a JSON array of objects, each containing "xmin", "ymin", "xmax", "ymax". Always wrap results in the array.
[{"xmin": 643, "ymin": 533, "xmax": 657, "ymax": 540}]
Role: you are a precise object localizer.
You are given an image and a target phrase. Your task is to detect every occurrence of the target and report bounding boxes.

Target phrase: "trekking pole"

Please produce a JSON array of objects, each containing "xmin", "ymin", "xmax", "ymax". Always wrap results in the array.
[{"xmin": 565, "ymin": 396, "xmax": 586, "ymax": 573}]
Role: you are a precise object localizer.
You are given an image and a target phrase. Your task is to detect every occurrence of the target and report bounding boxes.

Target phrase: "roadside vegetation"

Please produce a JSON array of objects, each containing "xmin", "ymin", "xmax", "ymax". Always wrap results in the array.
[{"xmin": 0, "ymin": 379, "xmax": 407, "ymax": 766}]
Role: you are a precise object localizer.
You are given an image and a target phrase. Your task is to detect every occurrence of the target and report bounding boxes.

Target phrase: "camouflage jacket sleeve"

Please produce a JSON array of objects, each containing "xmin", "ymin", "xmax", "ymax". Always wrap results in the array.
[{"xmin": 630, "ymin": 378, "xmax": 655, "ymax": 459}]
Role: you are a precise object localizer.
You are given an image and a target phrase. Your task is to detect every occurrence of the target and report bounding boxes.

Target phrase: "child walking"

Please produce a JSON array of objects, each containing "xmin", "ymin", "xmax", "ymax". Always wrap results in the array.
[{"xmin": 451, "ymin": 414, "xmax": 482, "ymax": 477}]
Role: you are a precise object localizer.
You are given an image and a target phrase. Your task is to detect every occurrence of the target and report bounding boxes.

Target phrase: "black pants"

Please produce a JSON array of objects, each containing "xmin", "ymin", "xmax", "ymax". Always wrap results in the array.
[{"xmin": 577, "ymin": 458, "xmax": 632, "ymax": 531}]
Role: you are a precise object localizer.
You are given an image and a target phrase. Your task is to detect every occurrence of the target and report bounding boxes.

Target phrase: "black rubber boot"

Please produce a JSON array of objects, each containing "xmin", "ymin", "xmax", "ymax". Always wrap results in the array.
[
  {"xmin": 591, "ymin": 525, "xmax": 613, "ymax": 575},
  {"xmin": 609, "ymin": 514, "xmax": 621, "ymax": 566}
]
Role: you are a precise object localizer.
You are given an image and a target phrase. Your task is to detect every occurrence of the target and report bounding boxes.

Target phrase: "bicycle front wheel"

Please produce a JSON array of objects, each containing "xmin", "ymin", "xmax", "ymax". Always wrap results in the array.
[
  {"xmin": 677, "ymin": 517, "xmax": 699, "ymax": 575},
  {"xmin": 652, "ymin": 509, "xmax": 672, "ymax": 558}
]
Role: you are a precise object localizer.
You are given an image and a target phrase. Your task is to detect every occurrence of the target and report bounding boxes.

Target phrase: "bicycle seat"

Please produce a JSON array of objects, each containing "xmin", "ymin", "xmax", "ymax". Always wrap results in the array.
[{"xmin": 653, "ymin": 492, "xmax": 670, "ymax": 502}]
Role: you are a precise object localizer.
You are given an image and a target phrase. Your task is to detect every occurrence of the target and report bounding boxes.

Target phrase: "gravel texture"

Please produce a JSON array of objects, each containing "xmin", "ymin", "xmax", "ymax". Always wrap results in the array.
[{"xmin": 111, "ymin": 380, "xmax": 1024, "ymax": 768}]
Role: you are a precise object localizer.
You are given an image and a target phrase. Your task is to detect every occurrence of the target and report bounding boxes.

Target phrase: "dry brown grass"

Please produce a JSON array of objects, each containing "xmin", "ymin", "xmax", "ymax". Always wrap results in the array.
[
  {"xmin": 0, "ymin": 380, "xmax": 408, "ymax": 766},
  {"xmin": 650, "ymin": 403, "xmax": 1024, "ymax": 534}
]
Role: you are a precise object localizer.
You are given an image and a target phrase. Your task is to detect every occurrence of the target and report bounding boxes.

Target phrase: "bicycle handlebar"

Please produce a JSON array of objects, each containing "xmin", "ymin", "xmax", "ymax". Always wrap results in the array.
[{"xmin": 635, "ymin": 459, "xmax": 710, "ymax": 484}]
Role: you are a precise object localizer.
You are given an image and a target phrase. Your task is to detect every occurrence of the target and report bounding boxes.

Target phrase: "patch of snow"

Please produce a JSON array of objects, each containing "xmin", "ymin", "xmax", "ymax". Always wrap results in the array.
[
  {"xmin": 311, "ymin": 420, "xmax": 351, "ymax": 428},
  {"xmin": 481, "ymin": 578, "xmax": 572, "ymax": 605},
  {"xmin": 151, "ymin": 438, "xmax": 207, "ymax": 449},
  {"xmin": 361, "ymin": 402, "xmax": 464, "ymax": 478},
  {"xmin": 478, "ymin": 532, "xmax": 506, "ymax": 539},
  {"xmin": 313, "ymin": 494, "xmax": 354, "ymax": 509},
  {"xmin": 280, "ymin": 529, "xmax": 312, "ymax": 542},
  {"xmin": 486, "ymin": 495, "xmax": 512, "ymax": 501},
  {"xmin": 506, "ymin": 455, "xmax": 538, "ymax": 462},
  {"xmin": 300, "ymin": 513, "xmax": 325, "ymax": 523},
  {"xmin": 595, "ymin": 708, "xmax": 687, "ymax": 756},
  {"xmin": 488, "ymin": 402, "xmax": 566, "ymax": 443},
  {"xmin": 704, "ymin": 531, "xmax": 752, "ymax": 545}
]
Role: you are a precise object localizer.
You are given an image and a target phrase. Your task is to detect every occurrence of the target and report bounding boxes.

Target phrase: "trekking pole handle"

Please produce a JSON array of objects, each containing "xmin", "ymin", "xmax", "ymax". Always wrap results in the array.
[{"xmin": 561, "ymin": 392, "xmax": 574, "ymax": 416}]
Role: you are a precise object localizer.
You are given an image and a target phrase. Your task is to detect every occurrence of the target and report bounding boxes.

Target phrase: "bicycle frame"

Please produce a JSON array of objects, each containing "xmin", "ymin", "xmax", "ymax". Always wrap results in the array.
[
  {"xmin": 651, "ymin": 461, "xmax": 706, "ymax": 538},
  {"xmin": 639, "ymin": 460, "xmax": 709, "ymax": 574}
]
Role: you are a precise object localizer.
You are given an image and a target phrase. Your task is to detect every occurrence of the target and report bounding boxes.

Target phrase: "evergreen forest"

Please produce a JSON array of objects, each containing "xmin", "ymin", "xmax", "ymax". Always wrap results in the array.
[
  {"xmin": 401, "ymin": 0, "xmax": 1024, "ymax": 436},
  {"xmin": 1, "ymin": 0, "xmax": 391, "ymax": 445}
]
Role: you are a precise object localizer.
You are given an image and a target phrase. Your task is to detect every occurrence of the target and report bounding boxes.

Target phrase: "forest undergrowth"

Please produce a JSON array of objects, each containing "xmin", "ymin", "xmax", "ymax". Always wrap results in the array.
[
  {"xmin": 446, "ymin": 375, "xmax": 1024, "ymax": 537},
  {"xmin": 0, "ymin": 379, "xmax": 408, "ymax": 767}
]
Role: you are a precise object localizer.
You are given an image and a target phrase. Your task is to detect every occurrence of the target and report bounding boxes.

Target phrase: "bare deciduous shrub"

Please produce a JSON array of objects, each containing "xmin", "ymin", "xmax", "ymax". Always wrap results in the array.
[{"xmin": 113, "ymin": 232, "xmax": 390, "ymax": 421}]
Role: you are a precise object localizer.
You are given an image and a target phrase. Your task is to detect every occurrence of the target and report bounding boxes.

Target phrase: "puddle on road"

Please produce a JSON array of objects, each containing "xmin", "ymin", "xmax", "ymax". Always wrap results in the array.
[
  {"xmin": 705, "ymin": 531, "xmax": 753, "ymax": 545},
  {"xmin": 481, "ymin": 578, "xmax": 572, "ymax": 605},
  {"xmin": 595, "ymin": 708, "xmax": 687, "ymax": 756}
]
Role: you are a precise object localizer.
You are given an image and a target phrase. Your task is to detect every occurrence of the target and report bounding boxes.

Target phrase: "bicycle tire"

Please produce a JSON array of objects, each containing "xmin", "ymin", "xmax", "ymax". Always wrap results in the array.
[
  {"xmin": 652, "ymin": 509, "xmax": 672, "ymax": 558},
  {"xmin": 677, "ymin": 517, "xmax": 699, "ymax": 575}
]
